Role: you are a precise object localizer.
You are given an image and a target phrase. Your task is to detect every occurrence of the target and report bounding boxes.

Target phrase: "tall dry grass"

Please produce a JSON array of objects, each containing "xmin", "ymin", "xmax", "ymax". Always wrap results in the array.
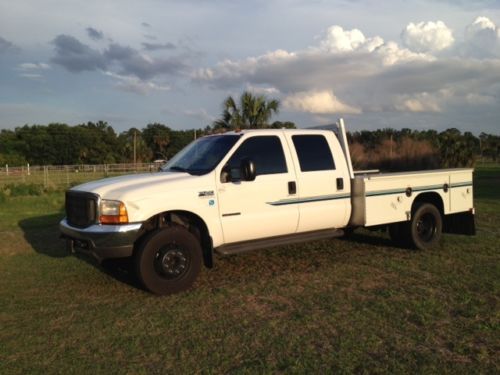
[{"xmin": 350, "ymin": 136, "xmax": 440, "ymax": 171}]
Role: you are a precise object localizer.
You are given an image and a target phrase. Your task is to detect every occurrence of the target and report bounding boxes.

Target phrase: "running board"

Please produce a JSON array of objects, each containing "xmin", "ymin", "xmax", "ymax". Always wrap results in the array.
[{"xmin": 215, "ymin": 228, "xmax": 344, "ymax": 256}]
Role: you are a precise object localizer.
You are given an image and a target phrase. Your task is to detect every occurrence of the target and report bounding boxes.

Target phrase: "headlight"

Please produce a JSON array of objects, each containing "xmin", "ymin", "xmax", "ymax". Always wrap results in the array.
[{"xmin": 99, "ymin": 200, "xmax": 129, "ymax": 224}]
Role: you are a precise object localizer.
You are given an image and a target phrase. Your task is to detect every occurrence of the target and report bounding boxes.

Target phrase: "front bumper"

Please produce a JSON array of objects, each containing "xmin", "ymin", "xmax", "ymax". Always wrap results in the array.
[{"xmin": 59, "ymin": 219, "xmax": 143, "ymax": 262}]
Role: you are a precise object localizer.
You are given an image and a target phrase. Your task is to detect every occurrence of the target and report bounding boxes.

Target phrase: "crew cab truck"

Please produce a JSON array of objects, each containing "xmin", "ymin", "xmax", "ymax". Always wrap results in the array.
[{"xmin": 60, "ymin": 120, "xmax": 475, "ymax": 295}]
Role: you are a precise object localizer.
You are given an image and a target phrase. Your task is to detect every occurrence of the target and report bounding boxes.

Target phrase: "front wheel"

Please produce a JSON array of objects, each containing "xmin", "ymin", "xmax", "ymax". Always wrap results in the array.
[
  {"xmin": 135, "ymin": 226, "xmax": 202, "ymax": 295},
  {"xmin": 409, "ymin": 203, "xmax": 442, "ymax": 250}
]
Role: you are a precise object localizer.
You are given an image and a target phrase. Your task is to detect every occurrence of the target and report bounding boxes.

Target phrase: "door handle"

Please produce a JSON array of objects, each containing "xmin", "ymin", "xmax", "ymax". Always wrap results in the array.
[
  {"xmin": 288, "ymin": 181, "xmax": 297, "ymax": 195},
  {"xmin": 336, "ymin": 177, "xmax": 344, "ymax": 190}
]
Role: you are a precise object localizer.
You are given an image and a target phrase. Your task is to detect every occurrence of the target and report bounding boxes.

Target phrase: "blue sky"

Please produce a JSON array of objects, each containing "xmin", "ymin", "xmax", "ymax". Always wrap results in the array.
[{"xmin": 1, "ymin": 0, "xmax": 499, "ymax": 133}]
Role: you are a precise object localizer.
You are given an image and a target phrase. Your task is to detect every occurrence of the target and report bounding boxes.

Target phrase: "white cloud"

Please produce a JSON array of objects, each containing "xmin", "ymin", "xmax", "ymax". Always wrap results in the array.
[
  {"xmin": 195, "ymin": 18, "xmax": 500, "ymax": 122},
  {"xmin": 318, "ymin": 26, "xmax": 368, "ymax": 52},
  {"xmin": 104, "ymin": 71, "xmax": 170, "ymax": 95},
  {"xmin": 18, "ymin": 62, "xmax": 50, "ymax": 70},
  {"xmin": 245, "ymin": 84, "xmax": 280, "ymax": 95},
  {"xmin": 283, "ymin": 90, "xmax": 361, "ymax": 114},
  {"xmin": 463, "ymin": 16, "xmax": 500, "ymax": 57},
  {"xmin": 317, "ymin": 25, "xmax": 385, "ymax": 54},
  {"xmin": 194, "ymin": 24, "xmax": 433, "ymax": 93},
  {"xmin": 195, "ymin": 49, "xmax": 295, "ymax": 83},
  {"xmin": 315, "ymin": 25, "xmax": 430, "ymax": 65},
  {"xmin": 467, "ymin": 16, "xmax": 496, "ymax": 34},
  {"xmin": 395, "ymin": 92, "xmax": 443, "ymax": 113},
  {"xmin": 402, "ymin": 21, "xmax": 454, "ymax": 52},
  {"xmin": 17, "ymin": 62, "xmax": 50, "ymax": 80},
  {"xmin": 375, "ymin": 41, "xmax": 433, "ymax": 66},
  {"xmin": 464, "ymin": 93, "xmax": 496, "ymax": 106},
  {"xmin": 394, "ymin": 86, "xmax": 499, "ymax": 113}
]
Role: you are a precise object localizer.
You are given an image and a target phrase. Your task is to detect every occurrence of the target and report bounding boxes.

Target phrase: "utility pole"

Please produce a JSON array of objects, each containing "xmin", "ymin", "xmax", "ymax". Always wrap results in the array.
[
  {"xmin": 133, "ymin": 130, "xmax": 137, "ymax": 167},
  {"xmin": 390, "ymin": 134, "xmax": 394, "ymax": 159}
]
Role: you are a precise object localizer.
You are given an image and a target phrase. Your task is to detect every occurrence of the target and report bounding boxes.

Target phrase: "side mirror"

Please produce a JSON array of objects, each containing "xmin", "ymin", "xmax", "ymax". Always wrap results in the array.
[
  {"xmin": 240, "ymin": 158, "xmax": 256, "ymax": 181},
  {"xmin": 221, "ymin": 165, "xmax": 231, "ymax": 183}
]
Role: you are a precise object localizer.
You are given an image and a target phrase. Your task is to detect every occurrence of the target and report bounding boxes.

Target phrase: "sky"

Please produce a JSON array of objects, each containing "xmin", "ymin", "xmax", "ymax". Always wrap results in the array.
[{"xmin": 1, "ymin": 0, "xmax": 500, "ymax": 134}]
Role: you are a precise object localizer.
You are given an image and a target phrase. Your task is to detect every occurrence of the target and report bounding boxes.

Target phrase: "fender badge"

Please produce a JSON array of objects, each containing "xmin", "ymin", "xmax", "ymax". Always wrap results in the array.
[
  {"xmin": 198, "ymin": 190, "xmax": 214, "ymax": 197},
  {"xmin": 209, "ymin": 199, "xmax": 215, "ymax": 206}
]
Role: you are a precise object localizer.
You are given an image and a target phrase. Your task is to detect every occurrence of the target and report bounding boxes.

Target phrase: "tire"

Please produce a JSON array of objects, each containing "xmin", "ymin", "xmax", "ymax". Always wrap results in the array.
[
  {"xmin": 409, "ymin": 203, "xmax": 442, "ymax": 250},
  {"xmin": 389, "ymin": 221, "xmax": 411, "ymax": 247},
  {"xmin": 135, "ymin": 226, "xmax": 202, "ymax": 295}
]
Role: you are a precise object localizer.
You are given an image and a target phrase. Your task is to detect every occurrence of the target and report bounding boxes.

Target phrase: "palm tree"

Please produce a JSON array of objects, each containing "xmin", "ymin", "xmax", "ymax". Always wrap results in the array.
[{"xmin": 213, "ymin": 91, "xmax": 280, "ymax": 130}]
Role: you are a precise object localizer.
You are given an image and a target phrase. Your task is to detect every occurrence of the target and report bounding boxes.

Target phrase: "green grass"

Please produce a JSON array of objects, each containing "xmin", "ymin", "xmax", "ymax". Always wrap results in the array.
[{"xmin": 0, "ymin": 167, "xmax": 499, "ymax": 373}]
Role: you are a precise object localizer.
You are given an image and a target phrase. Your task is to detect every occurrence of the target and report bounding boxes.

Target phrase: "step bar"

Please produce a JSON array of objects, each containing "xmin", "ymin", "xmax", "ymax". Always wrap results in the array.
[{"xmin": 215, "ymin": 228, "xmax": 344, "ymax": 256}]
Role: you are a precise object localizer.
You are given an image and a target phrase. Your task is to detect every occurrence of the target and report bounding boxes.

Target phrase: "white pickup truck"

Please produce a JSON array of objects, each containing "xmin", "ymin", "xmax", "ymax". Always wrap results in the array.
[{"xmin": 60, "ymin": 120, "xmax": 475, "ymax": 294}]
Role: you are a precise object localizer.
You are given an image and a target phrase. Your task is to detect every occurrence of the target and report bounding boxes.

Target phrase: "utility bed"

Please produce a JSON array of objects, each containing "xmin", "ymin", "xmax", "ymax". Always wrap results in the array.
[{"xmin": 350, "ymin": 168, "xmax": 474, "ymax": 227}]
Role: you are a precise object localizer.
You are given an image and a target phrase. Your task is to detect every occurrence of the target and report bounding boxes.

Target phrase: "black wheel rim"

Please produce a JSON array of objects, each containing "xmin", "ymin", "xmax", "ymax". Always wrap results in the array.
[
  {"xmin": 154, "ymin": 245, "xmax": 190, "ymax": 280},
  {"xmin": 416, "ymin": 213, "xmax": 437, "ymax": 243}
]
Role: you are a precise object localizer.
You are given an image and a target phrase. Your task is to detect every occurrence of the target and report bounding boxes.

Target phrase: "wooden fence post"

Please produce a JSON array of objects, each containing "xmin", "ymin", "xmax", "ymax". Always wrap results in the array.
[{"xmin": 43, "ymin": 166, "xmax": 48, "ymax": 188}]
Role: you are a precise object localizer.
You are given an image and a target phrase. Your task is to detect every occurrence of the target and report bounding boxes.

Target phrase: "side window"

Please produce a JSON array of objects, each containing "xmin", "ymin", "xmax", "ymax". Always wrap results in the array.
[
  {"xmin": 225, "ymin": 136, "xmax": 287, "ymax": 179},
  {"xmin": 292, "ymin": 135, "xmax": 336, "ymax": 172}
]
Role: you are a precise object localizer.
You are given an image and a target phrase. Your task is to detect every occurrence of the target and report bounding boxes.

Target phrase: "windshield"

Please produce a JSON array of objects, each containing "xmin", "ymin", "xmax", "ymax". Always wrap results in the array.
[{"xmin": 162, "ymin": 134, "xmax": 241, "ymax": 175}]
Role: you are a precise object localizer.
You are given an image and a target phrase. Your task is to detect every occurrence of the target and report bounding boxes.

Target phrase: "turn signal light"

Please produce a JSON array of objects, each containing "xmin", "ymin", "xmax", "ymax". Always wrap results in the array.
[{"xmin": 99, "ymin": 200, "xmax": 129, "ymax": 224}]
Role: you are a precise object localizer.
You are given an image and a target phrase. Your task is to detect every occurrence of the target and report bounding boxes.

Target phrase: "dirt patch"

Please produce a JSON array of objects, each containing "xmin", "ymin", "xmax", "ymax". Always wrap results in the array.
[{"xmin": 0, "ymin": 230, "xmax": 34, "ymax": 255}]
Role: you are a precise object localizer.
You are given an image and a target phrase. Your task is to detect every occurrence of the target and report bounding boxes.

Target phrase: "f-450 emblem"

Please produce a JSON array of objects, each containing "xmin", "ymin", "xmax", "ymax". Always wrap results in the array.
[{"xmin": 198, "ymin": 190, "xmax": 214, "ymax": 197}]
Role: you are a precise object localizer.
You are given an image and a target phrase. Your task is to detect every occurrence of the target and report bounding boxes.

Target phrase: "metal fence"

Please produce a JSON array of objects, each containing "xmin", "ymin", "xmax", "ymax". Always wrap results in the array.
[{"xmin": 0, "ymin": 163, "xmax": 165, "ymax": 188}]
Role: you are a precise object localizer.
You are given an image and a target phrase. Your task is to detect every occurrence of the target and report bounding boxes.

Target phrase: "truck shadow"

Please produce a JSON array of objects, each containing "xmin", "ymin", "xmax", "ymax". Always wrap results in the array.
[
  {"xmin": 18, "ymin": 214, "xmax": 404, "ymax": 294},
  {"xmin": 18, "ymin": 213, "xmax": 68, "ymax": 257},
  {"xmin": 341, "ymin": 230, "xmax": 403, "ymax": 249},
  {"xmin": 18, "ymin": 214, "xmax": 143, "ymax": 291}
]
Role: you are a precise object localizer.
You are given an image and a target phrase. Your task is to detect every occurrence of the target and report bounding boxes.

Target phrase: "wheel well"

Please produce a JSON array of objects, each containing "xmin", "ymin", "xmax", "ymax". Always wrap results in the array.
[
  {"xmin": 136, "ymin": 210, "xmax": 213, "ymax": 268},
  {"xmin": 412, "ymin": 192, "xmax": 444, "ymax": 216}
]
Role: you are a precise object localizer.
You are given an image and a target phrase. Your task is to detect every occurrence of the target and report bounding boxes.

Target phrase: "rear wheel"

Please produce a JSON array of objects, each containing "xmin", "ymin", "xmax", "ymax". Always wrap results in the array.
[
  {"xmin": 409, "ymin": 203, "xmax": 442, "ymax": 250},
  {"xmin": 135, "ymin": 226, "xmax": 202, "ymax": 295}
]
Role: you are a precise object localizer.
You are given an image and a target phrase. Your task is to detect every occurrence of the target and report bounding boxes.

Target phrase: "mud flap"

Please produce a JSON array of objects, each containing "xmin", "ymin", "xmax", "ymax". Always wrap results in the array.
[{"xmin": 443, "ymin": 211, "xmax": 476, "ymax": 235}]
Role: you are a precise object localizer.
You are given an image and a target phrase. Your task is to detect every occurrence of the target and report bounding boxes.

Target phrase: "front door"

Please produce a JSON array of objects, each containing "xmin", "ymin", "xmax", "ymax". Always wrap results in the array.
[{"xmin": 216, "ymin": 134, "xmax": 299, "ymax": 244}]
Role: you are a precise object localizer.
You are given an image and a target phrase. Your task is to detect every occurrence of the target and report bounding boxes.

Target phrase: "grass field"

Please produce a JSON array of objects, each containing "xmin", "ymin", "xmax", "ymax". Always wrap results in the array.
[{"xmin": 0, "ymin": 166, "xmax": 498, "ymax": 373}]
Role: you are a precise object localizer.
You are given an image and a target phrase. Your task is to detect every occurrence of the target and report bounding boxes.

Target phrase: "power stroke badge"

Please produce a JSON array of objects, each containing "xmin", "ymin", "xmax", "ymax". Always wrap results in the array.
[{"xmin": 198, "ymin": 190, "xmax": 214, "ymax": 198}]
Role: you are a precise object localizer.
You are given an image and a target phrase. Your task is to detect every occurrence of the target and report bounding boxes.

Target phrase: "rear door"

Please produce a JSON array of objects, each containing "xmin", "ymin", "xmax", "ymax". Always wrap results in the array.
[
  {"xmin": 285, "ymin": 133, "xmax": 350, "ymax": 232},
  {"xmin": 215, "ymin": 134, "xmax": 299, "ymax": 244}
]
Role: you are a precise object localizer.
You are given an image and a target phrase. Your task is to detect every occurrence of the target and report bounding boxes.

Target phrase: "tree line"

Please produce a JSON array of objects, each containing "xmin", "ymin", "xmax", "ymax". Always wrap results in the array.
[
  {"xmin": 0, "ymin": 121, "xmax": 202, "ymax": 166},
  {"xmin": 348, "ymin": 127, "xmax": 500, "ymax": 170},
  {"xmin": 0, "ymin": 91, "xmax": 498, "ymax": 168}
]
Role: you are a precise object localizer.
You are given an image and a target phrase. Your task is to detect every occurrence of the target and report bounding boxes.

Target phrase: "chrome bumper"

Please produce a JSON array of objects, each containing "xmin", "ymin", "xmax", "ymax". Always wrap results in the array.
[{"xmin": 59, "ymin": 219, "xmax": 142, "ymax": 261}]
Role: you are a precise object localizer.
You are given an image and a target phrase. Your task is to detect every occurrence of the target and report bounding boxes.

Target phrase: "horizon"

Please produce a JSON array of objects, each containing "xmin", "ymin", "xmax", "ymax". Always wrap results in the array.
[{"xmin": 3, "ymin": 119, "xmax": 497, "ymax": 137}]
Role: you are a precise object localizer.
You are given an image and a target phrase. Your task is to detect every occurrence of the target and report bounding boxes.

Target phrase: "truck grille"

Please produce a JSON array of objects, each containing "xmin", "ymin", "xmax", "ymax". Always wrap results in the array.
[{"xmin": 65, "ymin": 191, "xmax": 98, "ymax": 228}]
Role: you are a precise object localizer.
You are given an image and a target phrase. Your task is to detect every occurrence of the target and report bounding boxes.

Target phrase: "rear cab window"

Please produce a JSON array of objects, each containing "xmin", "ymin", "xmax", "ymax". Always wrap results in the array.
[{"xmin": 292, "ymin": 134, "xmax": 336, "ymax": 172}]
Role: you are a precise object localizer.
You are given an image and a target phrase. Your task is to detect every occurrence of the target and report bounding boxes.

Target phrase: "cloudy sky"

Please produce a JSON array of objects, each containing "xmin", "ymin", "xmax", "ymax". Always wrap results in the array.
[{"xmin": 1, "ymin": 0, "xmax": 499, "ymax": 134}]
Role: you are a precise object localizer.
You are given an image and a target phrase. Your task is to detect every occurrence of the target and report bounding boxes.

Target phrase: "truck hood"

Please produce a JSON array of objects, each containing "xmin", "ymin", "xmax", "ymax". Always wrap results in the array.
[{"xmin": 70, "ymin": 171, "xmax": 209, "ymax": 201}]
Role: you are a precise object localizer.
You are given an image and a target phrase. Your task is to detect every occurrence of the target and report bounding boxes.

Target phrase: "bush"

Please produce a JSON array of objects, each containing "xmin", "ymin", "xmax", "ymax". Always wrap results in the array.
[{"xmin": 1, "ymin": 183, "xmax": 45, "ymax": 197}]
